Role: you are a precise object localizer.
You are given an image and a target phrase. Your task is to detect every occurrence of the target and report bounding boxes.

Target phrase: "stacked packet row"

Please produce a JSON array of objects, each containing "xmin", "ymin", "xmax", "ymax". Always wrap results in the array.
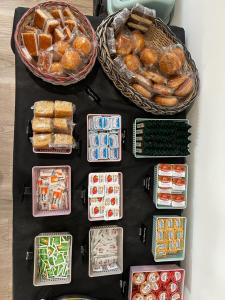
[
  {"xmin": 36, "ymin": 234, "xmax": 71, "ymax": 283},
  {"xmin": 89, "ymin": 226, "xmax": 123, "ymax": 277},
  {"xmin": 31, "ymin": 100, "xmax": 75, "ymax": 150},
  {"xmin": 129, "ymin": 265, "xmax": 184, "ymax": 300},
  {"xmin": 21, "ymin": 4, "xmax": 95, "ymax": 77},
  {"xmin": 32, "ymin": 166, "xmax": 71, "ymax": 217},
  {"xmin": 152, "ymin": 216, "xmax": 186, "ymax": 262},
  {"xmin": 154, "ymin": 164, "xmax": 188, "ymax": 209},
  {"xmin": 88, "ymin": 172, "xmax": 122, "ymax": 221},
  {"xmin": 87, "ymin": 114, "xmax": 122, "ymax": 162},
  {"xmin": 134, "ymin": 119, "xmax": 191, "ymax": 157}
]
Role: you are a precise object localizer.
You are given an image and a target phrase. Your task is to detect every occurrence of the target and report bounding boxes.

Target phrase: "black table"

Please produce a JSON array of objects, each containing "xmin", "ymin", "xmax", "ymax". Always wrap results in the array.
[{"xmin": 12, "ymin": 8, "xmax": 186, "ymax": 300}]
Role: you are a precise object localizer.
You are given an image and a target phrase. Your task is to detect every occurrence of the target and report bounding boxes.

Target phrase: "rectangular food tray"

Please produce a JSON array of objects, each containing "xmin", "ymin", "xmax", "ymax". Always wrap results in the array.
[
  {"xmin": 133, "ymin": 118, "xmax": 190, "ymax": 158},
  {"xmin": 152, "ymin": 215, "xmax": 187, "ymax": 262},
  {"xmin": 128, "ymin": 264, "xmax": 185, "ymax": 300},
  {"xmin": 89, "ymin": 225, "xmax": 123, "ymax": 277},
  {"xmin": 33, "ymin": 232, "xmax": 73, "ymax": 286},
  {"xmin": 153, "ymin": 164, "xmax": 188, "ymax": 209},
  {"xmin": 87, "ymin": 114, "xmax": 122, "ymax": 162},
  {"xmin": 88, "ymin": 172, "xmax": 123, "ymax": 221},
  {"xmin": 32, "ymin": 165, "xmax": 71, "ymax": 217}
]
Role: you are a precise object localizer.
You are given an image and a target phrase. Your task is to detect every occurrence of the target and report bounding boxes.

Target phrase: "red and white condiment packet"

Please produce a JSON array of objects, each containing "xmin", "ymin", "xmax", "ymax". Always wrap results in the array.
[
  {"xmin": 132, "ymin": 273, "xmax": 146, "ymax": 285},
  {"xmin": 89, "ymin": 173, "xmax": 105, "ymax": 184},
  {"xmin": 158, "ymin": 176, "xmax": 172, "ymax": 188},
  {"xmin": 158, "ymin": 164, "xmax": 173, "ymax": 176},
  {"xmin": 147, "ymin": 272, "xmax": 160, "ymax": 283},
  {"xmin": 172, "ymin": 178, "xmax": 186, "ymax": 191},
  {"xmin": 172, "ymin": 270, "xmax": 183, "ymax": 283},
  {"xmin": 89, "ymin": 185, "xmax": 105, "ymax": 197},
  {"xmin": 171, "ymin": 194, "xmax": 186, "ymax": 208},
  {"xmin": 105, "ymin": 184, "xmax": 120, "ymax": 195},
  {"xmin": 105, "ymin": 172, "xmax": 119, "ymax": 184},
  {"xmin": 167, "ymin": 282, "xmax": 178, "ymax": 294},
  {"xmin": 132, "ymin": 293, "xmax": 144, "ymax": 300},
  {"xmin": 159, "ymin": 271, "xmax": 170, "ymax": 285},
  {"xmin": 158, "ymin": 291, "xmax": 169, "ymax": 300},
  {"xmin": 173, "ymin": 164, "xmax": 186, "ymax": 178},
  {"xmin": 171, "ymin": 292, "xmax": 182, "ymax": 300},
  {"xmin": 104, "ymin": 207, "xmax": 120, "ymax": 220},
  {"xmin": 144, "ymin": 294, "xmax": 157, "ymax": 300},
  {"xmin": 157, "ymin": 192, "xmax": 171, "ymax": 206}
]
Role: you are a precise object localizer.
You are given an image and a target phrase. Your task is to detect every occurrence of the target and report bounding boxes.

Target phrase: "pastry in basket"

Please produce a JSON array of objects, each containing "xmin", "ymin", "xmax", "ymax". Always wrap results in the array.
[
  {"xmin": 131, "ymin": 30, "xmax": 145, "ymax": 53},
  {"xmin": 65, "ymin": 19, "xmax": 77, "ymax": 32},
  {"xmin": 54, "ymin": 101, "xmax": 74, "ymax": 118},
  {"xmin": 53, "ymin": 134, "xmax": 74, "ymax": 147},
  {"xmin": 63, "ymin": 7, "xmax": 75, "ymax": 19},
  {"xmin": 124, "ymin": 54, "xmax": 141, "ymax": 72},
  {"xmin": 141, "ymin": 71, "xmax": 167, "ymax": 85},
  {"xmin": 38, "ymin": 33, "xmax": 52, "ymax": 51},
  {"xmin": 37, "ymin": 51, "xmax": 53, "ymax": 73},
  {"xmin": 53, "ymin": 118, "xmax": 70, "ymax": 133},
  {"xmin": 50, "ymin": 8, "xmax": 64, "ymax": 26},
  {"xmin": 155, "ymin": 96, "xmax": 178, "ymax": 107},
  {"xmin": 32, "ymin": 133, "xmax": 52, "ymax": 149},
  {"xmin": 159, "ymin": 51, "xmax": 183, "ymax": 75},
  {"xmin": 175, "ymin": 77, "xmax": 194, "ymax": 97},
  {"xmin": 34, "ymin": 8, "xmax": 52, "ymax": 30},
  {"xmin": 116, "ymin": 33, "xmax": 132, "ymax": 56},
  {"xmin": 54, "ymin": 41, "xmax": 70, "ymax": 57},
  {"xmin": 53, "ymin": 28, "xmax": 65, "ymax": 43},
  {"xmin": 61, "ymin": 48, "xmax": 81, "ymax": 70},
  {"xmin": 44, "ymin": 19, "xmax": 59, "ymax": 34},
  {"xmin": 140, "ymin": 48, "xmax": 158, "ymax": 66},
  {"xmin": 132, "ymin": 83, "xmax": 152, "ymax": 99},
  {"xmin": 168, "ymin": 74, "xmax": 188, "ymax": 89},
  {"xmin": 49, "ymin": 62, "xmax": 64, "ymax": 75},
  {"xmin": 153, "ymin": 84, "xmax": 173, "ymax": 96},
  {"xmin": 64, "ymin": 26, "xmax": 72, "ymax": 41},
  {"xmin": 32, "ymin": 118, "xmax": 52, "ymax": 133},
  {"xmin": 73, "ymin": 36, "xmax": 92, "ymax": 56},
  {"xmin": 34, "ymin": 101, "xmax": 54, "ymax": 118},
  {"xmin": 21, "ymin": 32, "xmax": 38, "ymax": 56}
]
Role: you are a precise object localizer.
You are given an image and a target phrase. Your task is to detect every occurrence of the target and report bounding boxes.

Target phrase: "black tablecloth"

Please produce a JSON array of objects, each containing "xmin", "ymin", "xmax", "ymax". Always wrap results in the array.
[{"xmin": 12, "ymin": 8, "xmax": 186, "ymax": 300}]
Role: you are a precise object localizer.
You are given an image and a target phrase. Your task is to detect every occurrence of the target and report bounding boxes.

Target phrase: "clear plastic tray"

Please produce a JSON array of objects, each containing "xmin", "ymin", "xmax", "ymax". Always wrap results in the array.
[
  {"xmin": 133, "ymin": 118, "xmax": 190, "ymax": 158},
  {"xmin": 32, "ymin": 165, "xmax": 71, "ymax": 217},
  {"xmin": 89, "ymin": 225, "xmax": 123, "ymax": 277},
  {"xmin": 153, "ymin": 164, "xmax": 188, "ymax": 209},
  {"xmin": 87, "ymin": 114, "xmax": 122, "ymax": 162},
  {"xmin": 152, "ymin": 215, "xmax": 187, "ymax": 262},
  {"xmin": 128, "ymin": 264, "xmax": 185, "ymax": 300},
  {"xmin": 33, "ymin": 232, "xmax": 73, "ymax": 286},
  {"xmin": 88, "ymin": 172, "xmax": 123, "ymax": 221}
]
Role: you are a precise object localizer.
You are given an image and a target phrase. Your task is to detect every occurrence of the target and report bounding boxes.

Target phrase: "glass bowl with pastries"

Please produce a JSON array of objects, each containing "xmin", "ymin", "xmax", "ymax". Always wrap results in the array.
[
  {"xmin": 30, "ymin": 100, "xmax": 77, "ymax": 154},
  {"xmin": 14, "ymin": 1, "xmax": 97, "ymax": 85},
  {"xmin": 96, "ymin": 3, "xmax": 199, "ymax": 115}
]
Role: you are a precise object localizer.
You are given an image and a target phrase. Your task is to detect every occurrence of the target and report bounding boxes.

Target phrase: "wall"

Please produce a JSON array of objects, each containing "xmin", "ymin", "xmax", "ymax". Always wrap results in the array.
[{"xmin": 172, "ymin": 0, "xmax": 225, "ymax": 299}]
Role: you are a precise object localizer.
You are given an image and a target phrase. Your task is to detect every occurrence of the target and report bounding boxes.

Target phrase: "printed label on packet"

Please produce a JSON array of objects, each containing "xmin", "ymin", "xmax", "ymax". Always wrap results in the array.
[
  {"xmin": 89, "ymin": 185, "xmax": 105, "ymax": 197},
  {"xmin": 173, "ymin": 164, "xmax": 186, "ymax": 177},
  {"xmin": 104, "ymin": 207, "xmax": 120, "ymax": 220},
  {"xmin": 99, "ymin": 133, "xmax": 109, "ymax": 146},
  {"xmin": 105, "ymin": 172, "xmax": 120, "ymax": 184},
  {"xmin": 104, "ymin": 196, "xmax": 120, "ymax": 206},
  {"xmin": 158, "ymin": 176, "xmax": 172, "ymax": 188},
  {"xmin": 158, "ymin": 164, "xmax": 173, "ymax": 176},
  {"xmin": 89, "ymin": 173, "xmax": 105, "ymax": 184},
  {"xmin": 105, "ymin": 184, "xmax": 120, "ymax": 195},
  {"xmin": 89, "ymin": 133, "xmax": 100, "ymax": 147},
  {"xmin": 172, "ymin": 178, "xmax": 186, "ymax": 191},
  {"xmin": 110, "ymin": 116, "xmax": 121, "ymax": 129},
  {"xmin": 90, "ymin": 205, "xmax": 105, "ymax": 218}
]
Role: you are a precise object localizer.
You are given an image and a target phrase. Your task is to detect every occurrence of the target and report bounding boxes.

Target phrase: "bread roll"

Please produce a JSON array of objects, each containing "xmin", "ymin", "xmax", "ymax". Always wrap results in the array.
[
  {"xmin": 124, "ymin": 54, "xmax": 141, "ymax": 72},
  {"xmin": 50, "ymin": 62, "xmax": 64, "ymax": 74},
  {"xmin": 175, "ymin": 77, "xmax": 194, "ymax": 97},
  {"xmin": 53, "ymin": 118, "xmax": 70, "ymax": 133},
  {"xmin": 168, "ymin": 74, "xmax": 188, "ymax": 89},
  {"xmin": 173, "ymin": 47, "xmax": 186, "ymax": 65},
  {"xmin": 153, "ymin": 84, "xmax": 173, "ymax": 96},
  {"xmin": 132, "ymin": 84, "xmax": 152, "ymax": 98},
  {"xmin": 65, "ymin": 19, "xmax": 77, "ymax": 32},
  {"xmin": 116, "ymin": 33, "xmax": 132, "ymax": 56},
  {"xmin": 155, "ymin": 96, "xmax": 178, "ymax": 107},
  {"xmin": 131, "ymin": 31, "xmax": 145, "ymax": 52},
  {"xmin": 63, "ymin": 7, "xmax": 75, "ymax": 19},
  {"xmin": 142, "ymin": 71, "xmax": 167, "ymax": 84},
  {"xmin": 159, "ymin": 52, "xmax": 182, "ymax": 75},
  {"xmin": 140, "ymin": 48, "xmax": 158, "ymax": 66},
  {"xmin": 54, "ymin": 41, "xmax": 69, "ymax": 56},
  {"xmin": 53, "ymin": 134, "xmax": 74, "ymax": 146},
  {"xmin": 61, "ymin": 49, "xmax": 81, "ymax": 70},
  {"xmin": 73, "ymin": 36, "xmax": 92, "ymax": 56}
]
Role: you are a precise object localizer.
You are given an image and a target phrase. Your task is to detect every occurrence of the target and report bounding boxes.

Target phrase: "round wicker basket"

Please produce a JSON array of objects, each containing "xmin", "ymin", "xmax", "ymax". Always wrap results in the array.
[
  {"xmin": 96, "ymin": 11, "xmax": 199, "ymax": 115},
  {"xmin": 15, "ymin": 1, "xmax": 97, "ymax": 86}
]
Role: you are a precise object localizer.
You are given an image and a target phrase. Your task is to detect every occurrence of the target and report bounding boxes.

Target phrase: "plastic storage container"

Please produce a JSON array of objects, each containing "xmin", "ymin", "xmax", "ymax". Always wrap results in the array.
[
  {"xmin": 128, "ymin": 264, "xmax": 185, "ymax": 300},
  {"xmin": 152, "ymin": 215, "xmax": 187, "ymax": 262},
  {"xmin": 153, "ymin": 164, "xmax": 188, "ymax": 209},
  {"xmin": 133, "ymin": 118, "xmax": 191, "ymax": 158},
  {"xmin": 32, "ymin": 165, "xmax": 71, "ymax": 217},
  {"xmin": 87, "ymin": 114, "xmax": 122, "ymax": 162},
  {"xmin": 88, "ymin": 172, "xmax": 123, "ymax": 221},
  {"xmin": 33, "ymin": 232, "xmax": 73, "ymax": 286},
  {"xmin": 89, "ymin": 225, "xmax": 123, "ymax": 277}
]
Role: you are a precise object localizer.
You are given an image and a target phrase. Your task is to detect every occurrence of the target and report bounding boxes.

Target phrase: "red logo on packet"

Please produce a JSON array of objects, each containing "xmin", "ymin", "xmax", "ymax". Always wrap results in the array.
[
  {"xmin": 108, "ymin": 186, "xmax": 113, "ymax": 194},
  {"xmin": 107, "ymin": 175, "xmax": 112, "ymax": 182},
  {"xmin": 94, "ymin": 206, "xmax": 99, "ymax": 214},
  {"xmin": 92, "ymin": 187, "xmax": 97, "ymax": 194},
  {"xmin": 173, "ymin": 178, "xmax": 185, "ymax": 186},
  {"xmin": 108, "ymin": 209, "xmax": 113, "ymax": 217},
  {"xmin": 174, "ymin": 165, "xmax": 185, "ymax": 172},
  {"xmin": 111, "ymin": 197, "xmax": 116, "ymax": 205},
  {"xmin": 98, "ymin": 197, "xmax": 103, "ymax": 202},
  {"xmin": 93, "ymin": 175, "xmax": 98, "ymax": 183}
]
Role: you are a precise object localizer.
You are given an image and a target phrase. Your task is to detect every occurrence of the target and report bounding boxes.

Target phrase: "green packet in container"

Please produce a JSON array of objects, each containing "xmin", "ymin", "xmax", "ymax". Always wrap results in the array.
[{"xmin": 33, "ymin": 232, "xmax": 73, "ymax": 286}]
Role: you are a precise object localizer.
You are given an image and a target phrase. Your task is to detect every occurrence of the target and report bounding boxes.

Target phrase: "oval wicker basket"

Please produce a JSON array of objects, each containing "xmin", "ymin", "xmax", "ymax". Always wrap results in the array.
[
  {"xmin": 96, "ymin": 11, "xmax": 199, "ymax": 115},
  {"xmin": 15, "ymin": 1, "xmax": 97, "ymax": 86}
]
